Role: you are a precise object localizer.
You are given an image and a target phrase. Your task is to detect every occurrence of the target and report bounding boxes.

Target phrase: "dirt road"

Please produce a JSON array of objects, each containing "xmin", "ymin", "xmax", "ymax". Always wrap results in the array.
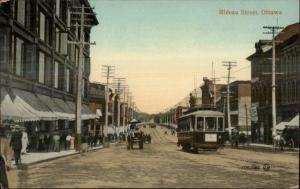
[{"xmin": 10, "ymin": 126, "xmax": 299, "ymax": 188}]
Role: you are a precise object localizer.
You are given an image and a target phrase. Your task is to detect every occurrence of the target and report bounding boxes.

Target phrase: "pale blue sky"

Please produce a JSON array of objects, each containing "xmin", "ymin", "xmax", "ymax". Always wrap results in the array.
[{"xmin": 89, "ymin": 0, "xmax": 299, "ymax": 113}]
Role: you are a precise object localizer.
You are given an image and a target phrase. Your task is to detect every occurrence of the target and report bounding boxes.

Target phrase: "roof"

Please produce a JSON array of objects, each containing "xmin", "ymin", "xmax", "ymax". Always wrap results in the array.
[
  {"xmin": 247, "ymin": 22, "xmax": 299, "ymax": 61},
  {"xmin": 275, "ymin": 23, "xmax": 299, "ymax": 43},
  {"xmin": 180, "ymin": 110, "xmax": 224, "ymax": 119}
]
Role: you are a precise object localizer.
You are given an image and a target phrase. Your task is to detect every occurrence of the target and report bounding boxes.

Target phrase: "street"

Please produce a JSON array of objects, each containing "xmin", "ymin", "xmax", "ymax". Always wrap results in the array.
[{"xmin": 9, "ymin": 126, "xmax": 299, "ymax": 188}]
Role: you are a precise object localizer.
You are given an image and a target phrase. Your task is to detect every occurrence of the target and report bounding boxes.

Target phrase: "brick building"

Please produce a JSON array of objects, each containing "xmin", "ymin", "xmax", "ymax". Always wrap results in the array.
[{"xmin": 246, "ymin": 22, "xmax": 299, "ymax": 144}]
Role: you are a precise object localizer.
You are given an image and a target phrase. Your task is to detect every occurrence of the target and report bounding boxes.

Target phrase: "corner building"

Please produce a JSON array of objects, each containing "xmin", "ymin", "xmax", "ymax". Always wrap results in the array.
[{"xmin": 0, "ymin": 0, "xmax": 98, "ymax": 151}]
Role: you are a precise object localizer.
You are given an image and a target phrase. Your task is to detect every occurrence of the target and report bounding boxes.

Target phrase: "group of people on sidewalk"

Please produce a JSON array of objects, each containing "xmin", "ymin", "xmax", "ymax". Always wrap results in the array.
[{"xmin": 28, "ymin": 132, "xmax": 75, "ymax": 152}]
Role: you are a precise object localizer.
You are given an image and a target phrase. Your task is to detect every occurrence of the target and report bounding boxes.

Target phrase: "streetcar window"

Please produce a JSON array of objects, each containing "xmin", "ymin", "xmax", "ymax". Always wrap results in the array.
[
  {"xmin": 196, "ymin": 117, "xmax": 204, "ymax": 131},
  {"xmin": 191, "ymin": 116, "xmax": 195, "ymax": 131},
  {"xmin": 218, "ymin": 117, "xmax": 223, "ymax": 131},
  {"xmin": 178, "ymin": 119, "xmax": 188, "ymax": 132},
  {"xmin": 205, "ymin": 117, "xmax": 217, "ymax": 131}
]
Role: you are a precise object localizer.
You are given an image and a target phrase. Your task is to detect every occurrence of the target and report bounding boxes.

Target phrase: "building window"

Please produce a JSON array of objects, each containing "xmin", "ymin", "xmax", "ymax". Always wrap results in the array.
[
  {"xmin": 66, "ymin": 68, "xmax": 70, "ymax": 92},
  {"xmin": 39, "ymin": 51, "xmax": 45, "ymax": 83},
  {"xmin": 54, "ymin": 61, "xmax": 64, "ymax": 90},
  {"xmin": 82, "ymin": 79, "xmax": 85, "ymax": 97},
  {"xmin": 45, "ymin": 55, "xmax": 52, "ymax": 87},
  {"xmin": 55, "ymin": 0, "xmax": 60, "ymax": 17},
  {"xmin": 0, "ymin": 31, "xmax": 8, "ymax": 71},
  {"xmin": 54, "ymin": 61, "xmax": 59, "ymax": 88},
  {"xmin": 16, "ymin": 0, "xmax": 25, "ymax": 25},
  {"xmin": 39, "ymin": 11, "xmax": 45, "ymax": 41},
  {"xmin": 55, "ymin": 27, "xmax": 60, "ymax": 52},
  {"xmin": 15, "ymin": 37, "xmax": 24, "ymax": 76},
  {"xmin": 75, "ymin": 47, "xmax": 78, "ymax": 66}
]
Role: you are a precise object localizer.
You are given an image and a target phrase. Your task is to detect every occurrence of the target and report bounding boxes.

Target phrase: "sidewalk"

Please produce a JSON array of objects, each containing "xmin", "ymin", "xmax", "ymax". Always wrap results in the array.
[
  {"xmin": 226, "ymin": 142, "xmax": 299, "ymax": 152},
  {"xmin": 11, "ymin": 145, "xmax": 104, "ymax": 168}
]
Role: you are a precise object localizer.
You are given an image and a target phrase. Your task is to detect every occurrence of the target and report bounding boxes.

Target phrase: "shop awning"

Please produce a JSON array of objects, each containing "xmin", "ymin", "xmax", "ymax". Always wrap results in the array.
[
  {"xmin": 82, "ymin": 104, "xmax": 98, "ymax": 120},
  {"xmin": 53, "ymin": 98, "xmax": 75, "ymax": 120},
  {"xmin": 66, "ymin": 101, "xmax": 98, "ymax": 120},
  {"xmin": 276, "ymin": 121, "xmax": 289, "ymax": 131},
  {"xmin": 37, "ymin": 94, "xmax": 72, "ymax": 120},
  {"xmin": 286, "ymin": 114, "xmax": 299, "ymax": 127},
  {"xmin": 1, "ymin": 87, "xmax": 39, "ymax": 122},
  {"xmin": 12, "ymin": 89, "xmax": 57, "ymax": 121}
]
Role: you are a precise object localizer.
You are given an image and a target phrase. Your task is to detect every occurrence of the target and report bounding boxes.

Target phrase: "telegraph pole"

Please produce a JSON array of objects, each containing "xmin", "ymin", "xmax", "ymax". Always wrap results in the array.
[
  {"xmin": 222, "ymin": 61, "xmax": 237, "ymax": 140},
  {"xmin": 245, "ymin": 104, "xmax": 249, "ymax": 147},
  {"xmin": 211, "ymin": 62, "xmax": 220, "ymax": 107},
  {"xmin": 69, "ymin": 4, "xmax": 96, "ymax": 152},
  {"xmin": 113, "ymin": 78, "xmax": 126, "ymax": 128},
  {"xmin": 102, "ymin": 65, "xmax": 115, "ymax": 144},
  {"xmin": 263, "ymin": 26, "xmax": 284, "ymax": 138},
  {"xmin": 122, "ymin": 87, "xmax": 127, "ymax": 127}
]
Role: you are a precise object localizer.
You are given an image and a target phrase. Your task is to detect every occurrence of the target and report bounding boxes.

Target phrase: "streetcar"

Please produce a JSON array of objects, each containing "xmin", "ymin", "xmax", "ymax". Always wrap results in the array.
[{"xmin": 177, "ymin": 110, "xmax": 225, "ymax": 152}]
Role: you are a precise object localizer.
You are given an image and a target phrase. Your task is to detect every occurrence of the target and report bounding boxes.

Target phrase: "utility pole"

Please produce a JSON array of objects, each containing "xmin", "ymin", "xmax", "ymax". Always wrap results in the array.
[
  {"xmin": 211, "ymin": 62, "xmax": 220, "ymax": 108},
  {"xmin": 122, "ymin": 87, "xmax": 127, "ymax": 127},
  {"xmin": 263, "ymin": 26, "xmax": 284, "ymax": 138},
  {"xmin": 222, "ymin": 61, "xmax": 237, "ymax": 140},
  {"xmin": 245, "ymin": 104, "xmax": 249, "ymax": 147},
  {"xmin": 102, "ymin": 65, "xmax": 115, "ymax": 144},
  {"xmin": 69, "ymin": 4, "xmax": 96, "ymax": 152},
  {"xmin": 113, "ymin": 78, "xmax": 126, "ymax": 128}
]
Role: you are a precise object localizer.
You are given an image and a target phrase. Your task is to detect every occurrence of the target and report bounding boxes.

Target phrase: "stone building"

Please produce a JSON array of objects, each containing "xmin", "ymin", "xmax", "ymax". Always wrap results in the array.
[
  {"xmin": 246, "ymin": 22, "xmax": 299, "ymax": 144},
  {"xmin": 0, "ymin": 0, "xmax": 98, "ymax": 151}
]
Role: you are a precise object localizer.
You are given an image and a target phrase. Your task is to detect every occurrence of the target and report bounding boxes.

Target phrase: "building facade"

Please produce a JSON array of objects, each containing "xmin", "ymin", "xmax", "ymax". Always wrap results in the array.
[
  {"xmin": 217, "ymin": 81, "xmax": 252, "ymax": 136},
  {"xmin": 0, "ymin": 0, "xmax": 98, "ymax": 151},
  {"xmin": 247, "ymin": 23, "xmax": 299, "ymax": 144}
]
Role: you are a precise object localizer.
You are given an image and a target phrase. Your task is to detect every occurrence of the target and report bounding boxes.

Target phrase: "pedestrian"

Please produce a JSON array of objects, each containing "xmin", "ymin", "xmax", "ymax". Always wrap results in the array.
[
  {"xmin": 0, "ymin": 126, "xmax": 13, "ymax": 189},
  {"xmin": 70, "ymin": 134, "xmax": 75, "ymax": 150},
  {"xmin": 10, "ymin": 125, "xmax": 23, "ymax": 166},
  {"xmin": 21, "ymin": 128, "xmax": 28, "ymax": 154},
  {"xmin": 66, "ymin": 133, "xmax": 71, "ymax": 150},
  {"xmin": 44, "ymin": 134, "xmax": 50, "ymax": 152},
  {"xmin": 53, "ymin": 134, "xmax": 60, "ymax": 152}
]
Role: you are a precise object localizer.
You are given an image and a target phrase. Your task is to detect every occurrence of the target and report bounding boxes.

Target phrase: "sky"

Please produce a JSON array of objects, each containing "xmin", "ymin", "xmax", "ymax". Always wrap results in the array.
[{"xmin": 88, "ymin": 0, "xmax": 299, "ymax": 114}]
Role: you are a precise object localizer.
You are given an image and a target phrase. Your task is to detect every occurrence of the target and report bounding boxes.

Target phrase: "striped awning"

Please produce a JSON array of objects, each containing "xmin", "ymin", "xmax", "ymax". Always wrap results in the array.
[{"xmin": 1, "ymin": 87, "xmax": 39, "ymax": 122}]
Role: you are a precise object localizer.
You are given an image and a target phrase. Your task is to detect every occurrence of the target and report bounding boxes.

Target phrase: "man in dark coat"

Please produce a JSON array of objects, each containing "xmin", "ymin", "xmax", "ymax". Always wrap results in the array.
[{"xmin": 10, "ymin": 126, "xmax": 23, "ymax": 166}]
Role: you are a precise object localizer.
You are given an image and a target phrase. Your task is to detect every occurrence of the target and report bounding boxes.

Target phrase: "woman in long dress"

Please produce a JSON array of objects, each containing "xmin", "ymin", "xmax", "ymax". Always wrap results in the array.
[{"xmin": 21, "ymin": 129, "xmax": 28, "ymax": 154}]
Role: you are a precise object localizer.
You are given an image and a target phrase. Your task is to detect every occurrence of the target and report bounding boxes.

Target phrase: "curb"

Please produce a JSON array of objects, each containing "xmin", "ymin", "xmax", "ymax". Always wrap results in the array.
[{"xmin": 11, "ymin": 146, "xmax": 105, "ymax": 168}]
